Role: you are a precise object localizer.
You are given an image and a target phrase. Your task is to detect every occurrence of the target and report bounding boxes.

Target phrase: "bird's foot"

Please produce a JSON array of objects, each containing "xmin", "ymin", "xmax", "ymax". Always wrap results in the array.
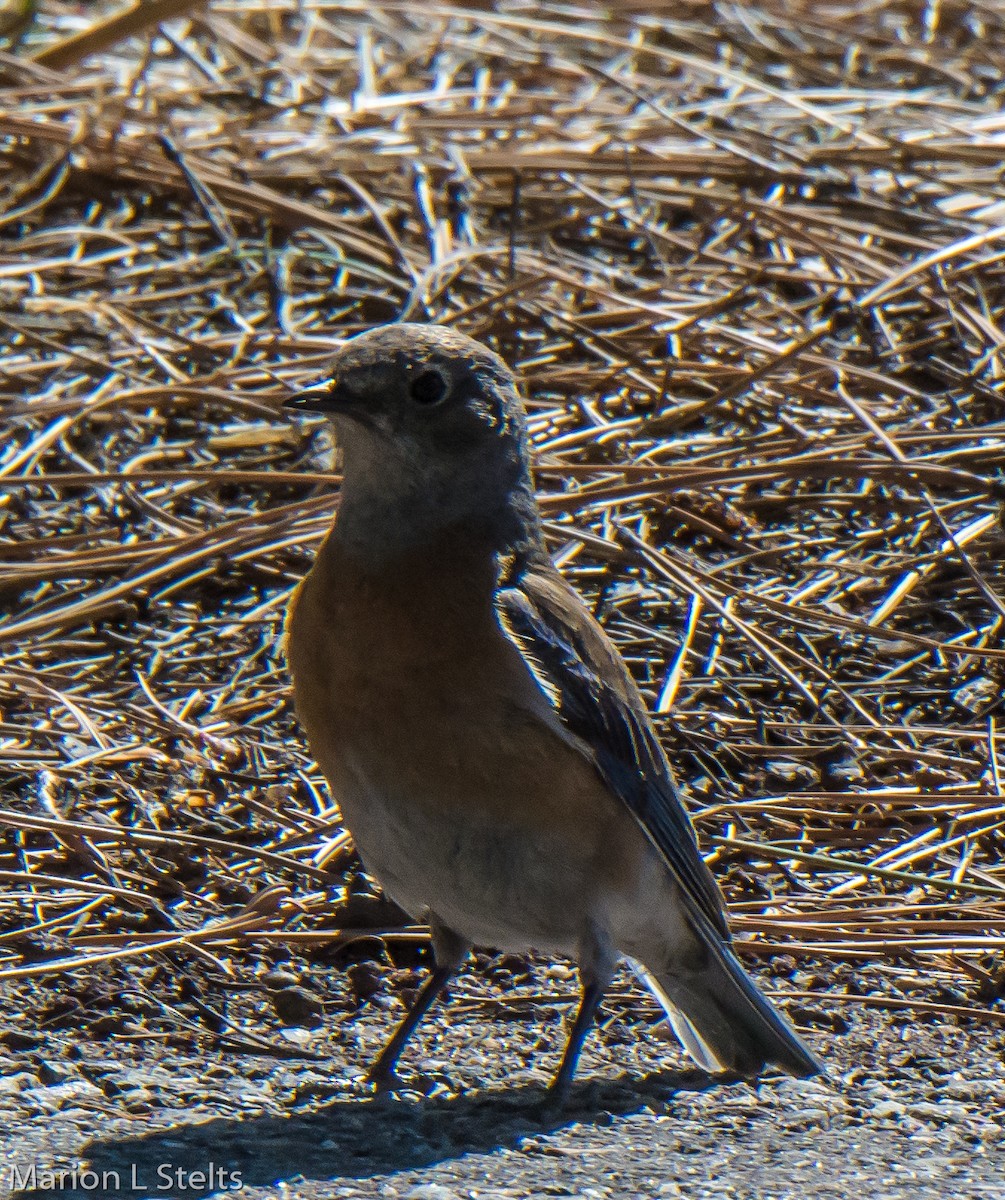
[
  {"xmin": 537, "ymin": 1079, "xmax": 571, "ymax": 1125},
  {"xmin": 365, "ymin": 1062, "xmax": 404, "ymax": 1096},
  {"xmin": 367, "ymin": 1062, "xmax": 454, "ymax": 1099}
]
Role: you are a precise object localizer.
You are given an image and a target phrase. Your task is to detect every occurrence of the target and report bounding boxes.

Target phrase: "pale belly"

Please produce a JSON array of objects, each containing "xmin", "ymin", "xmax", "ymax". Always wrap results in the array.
[{"xmin": 325, "ymin": 736, "xmax": 624, "ymax": 956}]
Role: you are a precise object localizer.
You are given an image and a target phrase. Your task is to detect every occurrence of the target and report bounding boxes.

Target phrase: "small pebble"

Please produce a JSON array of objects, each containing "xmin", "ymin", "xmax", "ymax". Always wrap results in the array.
[{"xmin": 271, "ymin": 986, "xmax": 325, "ymax": 1027}]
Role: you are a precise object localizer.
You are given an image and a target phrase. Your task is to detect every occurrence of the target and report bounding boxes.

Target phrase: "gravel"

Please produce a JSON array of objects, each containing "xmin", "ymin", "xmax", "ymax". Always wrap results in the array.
[{"xmin": 3, "ymin": 960, "xmax": 1005, "ymax": 1200}]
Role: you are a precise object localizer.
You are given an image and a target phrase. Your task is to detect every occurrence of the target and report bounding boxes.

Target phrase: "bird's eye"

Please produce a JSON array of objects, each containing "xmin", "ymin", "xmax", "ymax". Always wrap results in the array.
[{"xmin": 409, "ymin": 369, "xmax": 449, "ymax": 406}]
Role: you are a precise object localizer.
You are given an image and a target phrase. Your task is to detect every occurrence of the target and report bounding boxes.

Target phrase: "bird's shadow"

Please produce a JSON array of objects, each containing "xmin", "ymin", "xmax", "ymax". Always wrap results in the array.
[{"xmin": 15, "ymin": 1069, "xmax": 728, "ymax": 1200}]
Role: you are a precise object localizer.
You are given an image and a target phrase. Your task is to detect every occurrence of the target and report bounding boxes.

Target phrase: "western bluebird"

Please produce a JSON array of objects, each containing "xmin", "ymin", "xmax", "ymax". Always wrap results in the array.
[{"xmin": 284, "ymin": 323, "xmax": 822, "ymax": 1105}]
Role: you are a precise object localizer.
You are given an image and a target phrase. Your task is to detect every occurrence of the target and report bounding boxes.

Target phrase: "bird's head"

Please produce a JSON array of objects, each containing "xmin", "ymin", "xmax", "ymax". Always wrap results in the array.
[{"xmin": 285, "ymin": 323, "xmax": 540, "ymax": 559}]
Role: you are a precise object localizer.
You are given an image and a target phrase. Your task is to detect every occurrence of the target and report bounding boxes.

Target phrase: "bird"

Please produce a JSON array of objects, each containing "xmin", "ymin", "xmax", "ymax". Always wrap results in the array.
[{"xmin": 282, "ymin": 322, "xmax": 823, "ymax": 1105}]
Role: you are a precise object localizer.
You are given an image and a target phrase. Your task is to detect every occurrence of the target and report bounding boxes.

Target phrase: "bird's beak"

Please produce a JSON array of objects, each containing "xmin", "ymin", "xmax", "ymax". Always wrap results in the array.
[{"xmin": 283, "ymin": 378, "xmax": 356, "ymax": 415}]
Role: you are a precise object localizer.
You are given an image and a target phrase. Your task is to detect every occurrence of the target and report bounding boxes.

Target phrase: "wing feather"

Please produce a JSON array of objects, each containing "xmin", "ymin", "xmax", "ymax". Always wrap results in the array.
[{"xmin": 497, "ymin": 566, "xmax": 729, "ymax": 939}]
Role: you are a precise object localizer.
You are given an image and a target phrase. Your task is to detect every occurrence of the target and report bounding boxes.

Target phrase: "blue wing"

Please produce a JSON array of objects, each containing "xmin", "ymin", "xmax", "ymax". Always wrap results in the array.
[{"xmin": 497, "ymin": 566, "xmax": 730, "ymax": 940}]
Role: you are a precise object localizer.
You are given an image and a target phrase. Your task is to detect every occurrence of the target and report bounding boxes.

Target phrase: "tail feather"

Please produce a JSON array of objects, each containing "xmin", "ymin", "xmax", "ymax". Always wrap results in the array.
[
  {"xmin": 631, "ymin": 941, "xmax": 824, "ymax": 1079},
  {"xmin": 631, "ymin": 960, "xmax": 722, "ymax": 1072}
]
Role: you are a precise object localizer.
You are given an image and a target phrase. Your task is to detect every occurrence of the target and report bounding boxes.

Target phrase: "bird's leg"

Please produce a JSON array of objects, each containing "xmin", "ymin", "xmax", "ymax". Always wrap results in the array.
[
  {"xmin": 366, "ymin": 918, "xmax": 469, "ymax": 1093},
  {"xmin": 366, "ymin": 965, "xmax": 455, "ymax": 1092},
  {"xmin": 545, "ymin": 932, "xmax": 618, "ymax": 1110}
]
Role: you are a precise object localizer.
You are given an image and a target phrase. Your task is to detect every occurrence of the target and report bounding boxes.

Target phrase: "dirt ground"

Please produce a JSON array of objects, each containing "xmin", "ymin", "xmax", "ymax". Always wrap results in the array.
[
  {"xmin": 3, "ymin": 956, "xmax": 1005, "ymax": 1200},
  {"xmin": 5, "ymin": 4, "xmax": 1005, "ymax": 1198}
]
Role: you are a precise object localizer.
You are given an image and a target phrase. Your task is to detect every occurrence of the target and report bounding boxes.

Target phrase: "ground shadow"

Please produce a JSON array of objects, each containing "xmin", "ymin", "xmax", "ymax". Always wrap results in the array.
[{"xmin": 13, "ymin": 1068, "xmax": 724, "ymax": 1200}]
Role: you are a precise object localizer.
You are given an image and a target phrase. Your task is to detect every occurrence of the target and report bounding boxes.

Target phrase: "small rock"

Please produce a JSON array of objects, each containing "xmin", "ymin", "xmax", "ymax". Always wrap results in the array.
[
  {"xmin": 36, "ymin": 1060, "xmax": 72, "ymax": 1086},
  {"xmin": 0, "ymin": 1029, "xmax": 42, "ymax": 1051},
  {"xmin": 21, "ymin": 1080, "xmax": 103, "ymax": 1110},
  {"xmin": 909, "ymin": 1100, "xmax": 971, "ymax": 1123},
  {"xmin": 278, "ymin": 1027, "xmax": 315, "ymax": 1046},
  {"xmin": 262, "ymin": 968, "xmax": 301, "ymax": 990},
  {"xmin": 88, "ymin": 1015, "xmax": 126, "ymax": 1039},
  {"xmin": 778, "ymin": 1081, "xmax": 849, "ymax": 1120},
  {"xmin": 871, "ymin": 1100, "xmax": 907, "ymax": 1119},
  {"xmin": 347, "ymin": 962, "xmax": 384, "ymax": 1002},
  {"xmin": 542, "ymin": 964, "xmax": 575, "ymax": 982},
  {"xmin": 786, "ymin": 1004, "xmax": 849, "ymax": 1034},
  {"xmin": 117, "ymin": 1067, "xmax": 170, "ymax": 1088},
  {"xmin": 0, "ymin": 1071, "xmax": 34, "ymax": 1094},
  {"xmin": 766, "ymin": 759, "xmax": 819, "ymax": 786},
  {"xmin": 404, "ymin": 1187, "xmax": 459, "ymax": 1200},
  {"xmin": 270, "ymin": 986, "xmax": 325, "ymax": 1027},
  {"xmin": 952, "ymin": 677, "xmax": 998, "ymax": 715},
  {"xmin": 825, "ymin": 756, "xmax": 865, "ymax": 786},
  {"xmin": 779, "ymin": 1106, "xmax": 834, "ymax": 1129},
  {"xmin": 122, "ymin": 1088, "xmax": 154, "ymax": 1114}
]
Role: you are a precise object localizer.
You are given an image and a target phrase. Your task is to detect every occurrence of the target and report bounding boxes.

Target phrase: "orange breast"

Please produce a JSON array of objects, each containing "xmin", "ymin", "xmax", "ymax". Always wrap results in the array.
[{"xmin": 283, "ymin": 528, "xmax": 652, "ymax": 947}]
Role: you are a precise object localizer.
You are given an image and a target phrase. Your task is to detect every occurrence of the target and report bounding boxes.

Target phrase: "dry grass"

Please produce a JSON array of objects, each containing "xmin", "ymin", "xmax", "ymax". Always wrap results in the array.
[{"xmin": 3, "ymin": 0, "xmax": 1005, "ymax": 1029}]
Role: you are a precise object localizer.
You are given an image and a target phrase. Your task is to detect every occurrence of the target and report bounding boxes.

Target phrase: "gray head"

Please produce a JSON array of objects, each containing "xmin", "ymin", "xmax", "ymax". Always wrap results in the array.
[{"xmin": 285, "ymin": 323, "xmax": 542, "ymax": 561}]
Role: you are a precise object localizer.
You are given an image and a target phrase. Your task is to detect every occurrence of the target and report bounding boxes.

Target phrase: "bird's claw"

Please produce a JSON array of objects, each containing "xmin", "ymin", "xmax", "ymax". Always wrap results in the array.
[{"xmin": 366, "ymin": 1065, "xmax": 403, "ymax": 1095}]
